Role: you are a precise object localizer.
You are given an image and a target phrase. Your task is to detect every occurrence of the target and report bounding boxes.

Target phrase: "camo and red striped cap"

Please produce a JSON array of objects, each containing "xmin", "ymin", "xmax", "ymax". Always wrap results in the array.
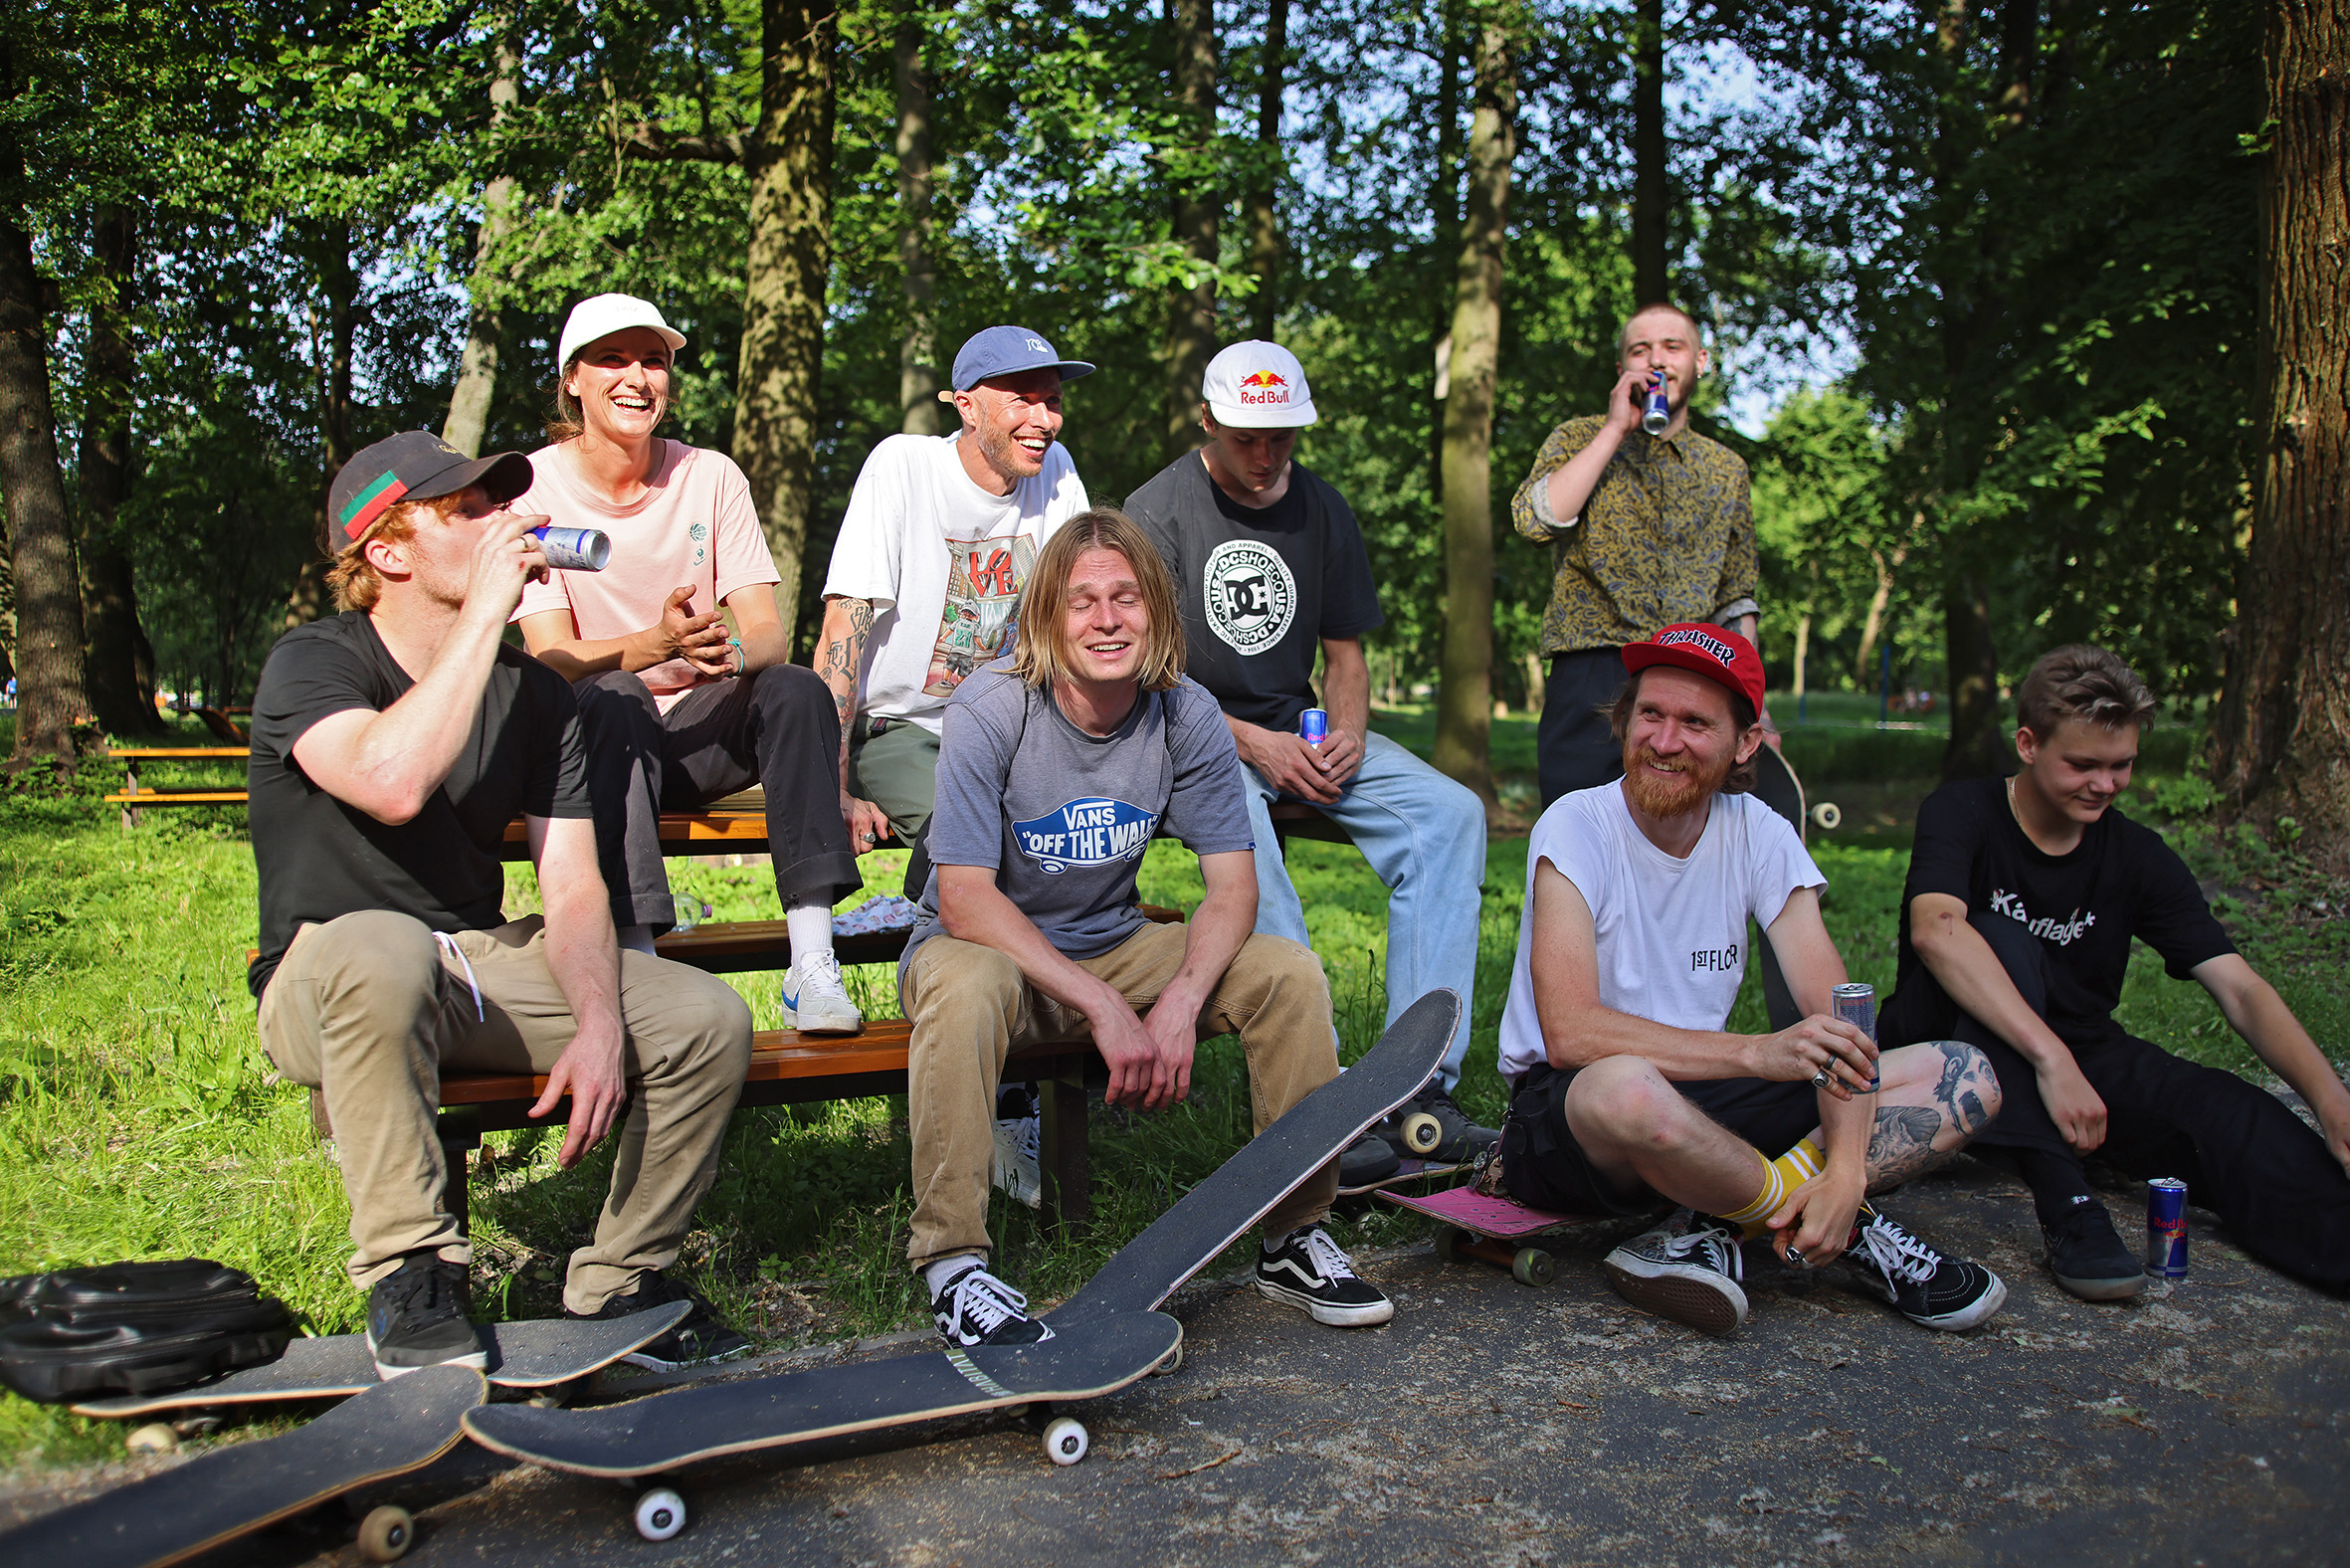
[
  {"xmin": 1622, "ymin": 622, "xmax": 1767, "ymax": 714},
  {"xmin": 329, "ymin": 432, "xmax": 533, "ymax": 543}
]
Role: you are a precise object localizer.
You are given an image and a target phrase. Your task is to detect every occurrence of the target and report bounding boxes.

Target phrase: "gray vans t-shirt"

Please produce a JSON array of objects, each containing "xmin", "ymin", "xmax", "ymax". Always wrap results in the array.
[{"xmin": 901, "ymin": 661, "xmax": 1256, "ymax": 971}]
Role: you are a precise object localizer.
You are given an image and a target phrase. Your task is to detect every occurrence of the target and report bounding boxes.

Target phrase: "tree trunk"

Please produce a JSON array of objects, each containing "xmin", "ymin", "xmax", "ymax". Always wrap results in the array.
[
  {"xmin": 1432, "ymin": 21, "xmax": 1514, "ymax": 808},
  {"xmin": 1428, "ymin": 7, "xmax": 1463, "ymax": 507},
  {"xmin": 1164, "ymin": 0, "xmax": 1220, "ymax": 458},
  {"xmin": 733, "ymin": 0, "xmax": 838, "ymax": 655},
  {"xmin": 894, "ymin": 13, "xmax": 943, "ymax": 438},
  {"xmin": 286, "ymin": 221, "xmax": 357, "ymax": 632},
  {"xmin": 78, "ymin": 205, "xmax": 160, "ymax": 736},
  {"xmin": 1853, "ymin": 542, "xmax": 1903, "ymax": 686},
  {"xmin": 1630, "ymin": 0, "xmax": 1668, "ymax": 304},
  {"xmin": 1941, "ymin": 571, "xmax": 2007, "ymax": 773},
  {"xmin": 1245, "ymin": 0, "xmax": 1287, "ymax": 341},
  {"xmin": 0, "ymin": 197, "xmax": 93, "ymax": 767},
  {"xmin": 2215, "ymin": 0, "xmax": 2350, "ymax": 865},
  {"xmin": 442, "ymin": 25, "xmax": 521, "ymax": 459}
]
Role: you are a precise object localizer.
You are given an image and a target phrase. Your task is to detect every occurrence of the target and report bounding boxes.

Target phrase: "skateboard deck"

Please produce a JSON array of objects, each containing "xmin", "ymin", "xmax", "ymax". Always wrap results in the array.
[
  {"xmin": 1749, "ymin": 743, "xmax": 1808, "ymax": 1032},
  {"xmin": 1, "ymin": 1362, "xmax": 484, "ymax": 1568},
  {"xmin": 1048, "ymin": 988, "xmax": 1459, "ymax": 1328},
  {"xmin": 1379, "ymin": 1183, "xmax": 1587, "ymax": 1240},
  {"xmin": 68, "ymin": 1299, "xmax": 689, "ymax": 1418},
  {"xmin": 460, "ymin": 1310, "xmax": 1181, "ymax": 1478},
  {"xmin": 1337, "ymin": 1157, "xmax": 1466, "ymax": 1198}
]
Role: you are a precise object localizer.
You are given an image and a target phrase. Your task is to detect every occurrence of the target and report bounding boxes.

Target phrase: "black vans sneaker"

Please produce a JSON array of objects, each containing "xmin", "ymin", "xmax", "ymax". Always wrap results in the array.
[
  {"xmin": 1601, "ymin": 1209, "xmax": 1749, "ymax": 1335},
  {"xmin": 2042, "ymin": 1199, "xmax": 2149, "ymax": 1301},
  {"xmin": 1382, "ymin": 1086, "xmax": 1500, "ymax": 1164},
  {"xmin": 1256, "ymin": 1227, "xmax": 1394, "ymax": 1326},
  {"xmin": 930, "ymin": 1263, "xmax": 1054, "ymax": 1349},
  {"xmin": 1339, "ymin": 1132, "xmax": 1401, "ymax": 1187},
  {"xmin": 566, "ymin": 1272, "xmax": 752, "ymax": 1371},
  {"xmin": 365, "ymin": 1254, "xmax": 486, "ymax": 1381},
  {"xmin": 1842, "ymin": 1203, "xmax": 2008, "ymax": 1330}
]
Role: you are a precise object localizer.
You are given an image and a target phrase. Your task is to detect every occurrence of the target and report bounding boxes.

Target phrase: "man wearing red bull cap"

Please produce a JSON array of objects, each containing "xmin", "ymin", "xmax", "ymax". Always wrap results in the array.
[{"xmin": 1488, "ymin": 623, "xmax": 2008, "ymax": 1336}]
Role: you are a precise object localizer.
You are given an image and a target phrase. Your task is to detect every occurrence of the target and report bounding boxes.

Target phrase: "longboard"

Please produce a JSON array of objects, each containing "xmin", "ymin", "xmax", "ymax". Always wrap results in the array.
[
  {"xmin": 1, "ymin": 1363, "xmax": 484, "ymax": 1568},
  {"xmin": 1048, "ymin": 988, "xmax": 1460, "ymax": 1327},
  {"xmin": 68, "ymin": 1299, "xmax": 689, "ymax": 1419},
  {"xmin": 1380, "ymin": 1183, "xmax": 1599, "ymax": 1287},
  {"xmin": 1337, "ymin": 1157, "xmax": 1467, "ymax": 1199}
]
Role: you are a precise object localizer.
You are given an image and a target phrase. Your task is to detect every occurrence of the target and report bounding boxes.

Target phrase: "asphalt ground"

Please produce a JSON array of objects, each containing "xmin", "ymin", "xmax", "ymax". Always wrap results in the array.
[{"xmin": 6, "ymin": 1151, "xmax": 2344, "ymax": 1567}]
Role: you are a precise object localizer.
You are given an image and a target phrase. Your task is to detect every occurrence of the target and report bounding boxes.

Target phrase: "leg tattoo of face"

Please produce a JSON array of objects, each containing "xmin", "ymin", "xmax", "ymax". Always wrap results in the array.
[{"xmin": 1865, "ymin": 1042, "xmax": 2000, "ymax": 1193}]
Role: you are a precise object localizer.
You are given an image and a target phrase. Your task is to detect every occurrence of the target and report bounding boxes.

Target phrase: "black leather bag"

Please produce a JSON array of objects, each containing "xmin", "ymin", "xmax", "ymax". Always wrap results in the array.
[{"xmin": 0, "ymin": 1259, "xmax": 294, "ymax": 1404}]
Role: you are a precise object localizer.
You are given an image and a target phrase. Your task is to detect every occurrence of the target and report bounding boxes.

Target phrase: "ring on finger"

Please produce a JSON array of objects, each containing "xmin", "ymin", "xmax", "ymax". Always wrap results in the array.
[{"xmin": 1810, "ymin": 1069, "xmax": 1833, "ymax": 1089}]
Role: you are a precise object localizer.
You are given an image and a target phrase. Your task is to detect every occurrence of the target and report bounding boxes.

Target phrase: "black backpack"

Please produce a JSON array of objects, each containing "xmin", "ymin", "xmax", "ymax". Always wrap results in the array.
[{"xmin": 0, "ymin": 1259, "xmax": 295, "ymax": 1404}]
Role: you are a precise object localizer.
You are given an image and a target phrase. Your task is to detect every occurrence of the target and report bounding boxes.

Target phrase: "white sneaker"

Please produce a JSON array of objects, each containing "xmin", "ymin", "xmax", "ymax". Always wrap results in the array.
[
  {"xmin": 991, "ymin": 1114, "xmax": 1042, "ymax": 1209},
  {"xmin": 781, "ymin": 951, "xmax": 863, "ymax": 1035}
]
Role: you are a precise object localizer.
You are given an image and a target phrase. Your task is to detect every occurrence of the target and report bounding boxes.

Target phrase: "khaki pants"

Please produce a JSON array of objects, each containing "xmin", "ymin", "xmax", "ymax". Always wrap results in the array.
[
  {"xmin": 257, "ymin": 910, "xmax": 753, "ymax": 1313},
  {"xmin": 900, "ymin": 920, "xmax": 1340, "ymax": 1266}
]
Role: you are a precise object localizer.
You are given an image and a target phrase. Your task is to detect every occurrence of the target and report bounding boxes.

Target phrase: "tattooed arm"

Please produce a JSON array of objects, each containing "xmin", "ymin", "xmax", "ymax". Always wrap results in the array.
[{"xmin": 818, "ymin": 594, "xmax": 890, "ymax": 845}]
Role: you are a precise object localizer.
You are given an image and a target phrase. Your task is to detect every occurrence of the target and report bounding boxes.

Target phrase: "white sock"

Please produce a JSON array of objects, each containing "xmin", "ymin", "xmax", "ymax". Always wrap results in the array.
[
  {"xmin": 616, "ymin": 923, "xmax": 657, "ymax": 955},
  {"xmin": 786, "ymin": 903, "xmax": 835, "ymax": 967},
  {"xmin": 923, "ymin": 1253, "xmax": 985, "ymax": 1298}
]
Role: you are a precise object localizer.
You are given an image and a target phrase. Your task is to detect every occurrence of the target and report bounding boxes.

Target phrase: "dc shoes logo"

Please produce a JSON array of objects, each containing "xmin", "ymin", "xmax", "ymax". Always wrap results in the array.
[
  {"xmin": 1203, "ymin": 539, "xmax": 1296, "ymax": 656},
  {"xmin": 1014, "ymin": 798, "xmax": 1159, "ymax": 875}
]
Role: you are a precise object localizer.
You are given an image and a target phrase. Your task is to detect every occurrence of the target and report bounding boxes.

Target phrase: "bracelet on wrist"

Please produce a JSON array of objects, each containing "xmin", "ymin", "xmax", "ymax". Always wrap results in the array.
[{"xmin": 728, "ymin": 637, "xmax": 745, "ymax": 676}]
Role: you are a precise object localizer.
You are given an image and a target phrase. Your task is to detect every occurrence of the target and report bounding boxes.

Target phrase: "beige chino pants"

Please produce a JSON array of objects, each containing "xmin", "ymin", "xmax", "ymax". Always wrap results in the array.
[
  {"xmin": 900, "ymin": 920, "xmax": 1341, "ymax": 1266},
  {"xmin": 257, "ymin": 910, "xmax": 752, "ymax": 1313}
]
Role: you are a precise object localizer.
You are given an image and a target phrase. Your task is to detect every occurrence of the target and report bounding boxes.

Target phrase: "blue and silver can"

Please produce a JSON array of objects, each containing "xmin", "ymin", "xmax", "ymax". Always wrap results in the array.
[
  {"xmin": 529, "ymin": 525, "xmax": 611, "ymax": 572},
  {"xmin": 1299, "ymin": 707, "xmax": 1329, "ymax": 746},
  {"xmin": 1641, "ymin": 372, "xmax": 1672, "ymax": 436},
  {"xmin": 2147, "ymin": 1177, "xmax": 2189, "ymax": 1278},
  {"xmin": 1829, "ymin": 981, "xmax": 1880, "ymax": 1091}
]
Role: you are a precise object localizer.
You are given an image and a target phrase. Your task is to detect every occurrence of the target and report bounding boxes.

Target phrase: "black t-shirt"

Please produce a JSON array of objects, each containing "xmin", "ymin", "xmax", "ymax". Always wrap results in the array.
[
  {"xmin": 245, "ymin": 612, "xmax": 592, "ymax": 1000},
  {"xmin": 1125, "ymin": 453, "xmax": 1384, "ymax": 732},
  {"xmin": 1885, "ymin": 776, "xmax": 2235, "ymax": 1047}
]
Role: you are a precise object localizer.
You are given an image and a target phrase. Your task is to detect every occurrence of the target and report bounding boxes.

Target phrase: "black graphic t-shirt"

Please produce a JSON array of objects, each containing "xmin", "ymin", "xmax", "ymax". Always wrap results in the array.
[
  {"xmin": 246, "ymin": 612, "xmax": 592, "ymax": 1000},
  {"xmin": 1886, "ymin": 776, "xmax": 2235, "ymax": 1047},
  {"xmin": 1125, "ymin": 453, "xmax": 1384, "ymax": 732}
]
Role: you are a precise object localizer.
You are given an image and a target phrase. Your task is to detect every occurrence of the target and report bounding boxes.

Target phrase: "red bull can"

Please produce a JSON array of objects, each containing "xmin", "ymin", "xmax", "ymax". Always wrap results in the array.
[
  {"xmin": 1299, "ymin": 708, "xmax": 1328, "ymax": 746},
  {"xmin": 2146, "ymin": 1177, "xmax": 2189, "ymax": 1278},
  {"xmin": 1829, "ymin": 981, "xmax": 1880, "ymax": 1091},
  {"xmin": 1641, "ymin": 371, "xmax": 1671, "ymax": 436}
]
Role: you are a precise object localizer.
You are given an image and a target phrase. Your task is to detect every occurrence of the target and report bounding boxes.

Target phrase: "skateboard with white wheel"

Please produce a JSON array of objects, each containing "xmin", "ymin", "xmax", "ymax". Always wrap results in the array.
[
  {"xmin": 1379, "ymin": 1184, "xmax": 1601, "ymax": 1287},
  {"xmin": 0, "ymin": 1362, "xmax": 484, "ymax": 1568},
  {"xmin": 460, "ymin": 1312, "xmax": 1181, "ymax": 1540},
  {"xmin": 1336, "ymin": 1157, "xmax": 1467, "ymax": 1199}
]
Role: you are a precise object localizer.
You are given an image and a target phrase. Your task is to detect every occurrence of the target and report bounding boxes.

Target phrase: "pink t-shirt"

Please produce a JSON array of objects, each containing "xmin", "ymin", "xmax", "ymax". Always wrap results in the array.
[{"xmin": 511, "ymin": 440, "xmax": 783, "ymax": 709}]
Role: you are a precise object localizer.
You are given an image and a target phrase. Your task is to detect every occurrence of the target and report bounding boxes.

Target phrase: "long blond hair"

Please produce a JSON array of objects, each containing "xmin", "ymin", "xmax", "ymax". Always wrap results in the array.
[{"xmin": 1010, "ymin": 508, "xmax": 1186, "ymax": 692}]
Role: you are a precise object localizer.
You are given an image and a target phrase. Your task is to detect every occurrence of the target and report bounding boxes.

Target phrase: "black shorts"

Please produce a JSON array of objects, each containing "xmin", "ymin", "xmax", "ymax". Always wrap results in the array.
[{"xmin": 1500, "ymin": 1063, "xmax": 1821, "ymax": 1216}]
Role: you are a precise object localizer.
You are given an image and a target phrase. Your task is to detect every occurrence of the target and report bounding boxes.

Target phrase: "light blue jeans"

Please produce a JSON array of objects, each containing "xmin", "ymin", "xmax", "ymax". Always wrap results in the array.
[{"xmin": 1240, "ymin": 731, "xmax": 1486, "ymax": 1089}]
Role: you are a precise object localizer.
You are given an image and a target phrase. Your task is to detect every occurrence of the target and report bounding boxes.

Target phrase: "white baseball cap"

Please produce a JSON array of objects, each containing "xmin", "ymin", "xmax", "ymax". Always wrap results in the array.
[
  {"xmin": 557, "ymin": 294, "xmax": 687, "ymax": 369},
  {"xmin": 1202, "ymin": 339, "xmax": 1317, "ymax": 428}
]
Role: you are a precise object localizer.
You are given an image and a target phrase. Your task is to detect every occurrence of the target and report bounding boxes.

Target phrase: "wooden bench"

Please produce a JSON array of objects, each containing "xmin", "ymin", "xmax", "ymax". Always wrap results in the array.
[{"xmin": 106, "ymin": 746, "xmax": 251, "ymax": 826}]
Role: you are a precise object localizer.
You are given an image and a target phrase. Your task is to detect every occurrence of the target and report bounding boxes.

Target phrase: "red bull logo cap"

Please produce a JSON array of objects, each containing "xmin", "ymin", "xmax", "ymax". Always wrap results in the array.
[
  {"xmin": 1203, "ymin": 340, "xmax": 1318, "ymax": 428},
  {"xmin": 1622, "ymin": 622, "xmax": 1768, "ymax": 715}
]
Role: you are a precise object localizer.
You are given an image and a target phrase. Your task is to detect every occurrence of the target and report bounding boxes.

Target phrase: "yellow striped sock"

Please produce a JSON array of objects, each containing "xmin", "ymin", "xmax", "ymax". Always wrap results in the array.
[{"xmin": 1717, "ymin": 1137, "xmax": 1830, "ymax": 1239}]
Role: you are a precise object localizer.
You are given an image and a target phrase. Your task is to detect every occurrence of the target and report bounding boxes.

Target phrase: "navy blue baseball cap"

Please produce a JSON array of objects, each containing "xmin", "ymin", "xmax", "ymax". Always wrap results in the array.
[{"xmin": 950, "ymin": 325, "xmax": 1095, "ymax": 390}]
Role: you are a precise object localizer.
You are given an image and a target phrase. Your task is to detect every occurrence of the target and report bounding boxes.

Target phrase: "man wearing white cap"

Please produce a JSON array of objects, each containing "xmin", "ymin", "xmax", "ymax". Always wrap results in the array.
[
  {"xmin": 1124, "ymin": 340, "xmax": 1493, "ymax": 1184},
  {"xmin": 514, "ymin": 294, "xmax": 866, "ymax": 1035}
]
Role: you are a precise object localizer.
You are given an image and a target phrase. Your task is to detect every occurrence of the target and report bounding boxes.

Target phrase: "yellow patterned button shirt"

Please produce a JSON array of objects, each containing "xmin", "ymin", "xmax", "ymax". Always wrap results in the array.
[{"xmin": 1509, "ymin": 415, "xmax": 1757, "ymax": 656}]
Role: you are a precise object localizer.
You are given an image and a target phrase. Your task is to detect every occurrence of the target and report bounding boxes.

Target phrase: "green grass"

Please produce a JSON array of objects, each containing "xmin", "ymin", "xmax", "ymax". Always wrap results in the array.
[{"xmin": 1, "ymin": 756, "xmax": 2339, "ymax": 1470}]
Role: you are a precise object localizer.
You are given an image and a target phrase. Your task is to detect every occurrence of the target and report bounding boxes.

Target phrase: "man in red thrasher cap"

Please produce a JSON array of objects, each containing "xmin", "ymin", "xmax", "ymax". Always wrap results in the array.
[{"xmin": 1483, "ymin": 625, "xmax": 2010, "ymax": 1338}]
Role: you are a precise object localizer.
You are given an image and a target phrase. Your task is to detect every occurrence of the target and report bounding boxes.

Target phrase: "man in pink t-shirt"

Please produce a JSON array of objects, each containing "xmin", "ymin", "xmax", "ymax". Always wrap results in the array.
[{"xmin": 515, "ymin": 294, "xmax": 863, "ymax": 1034}]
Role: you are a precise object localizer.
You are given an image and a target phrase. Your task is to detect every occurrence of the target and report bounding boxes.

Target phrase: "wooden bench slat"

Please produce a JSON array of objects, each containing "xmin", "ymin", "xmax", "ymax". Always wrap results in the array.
[
  {"xmin": 111, "ymin": 747, "xmax": 251, "ymax": 760},
  {"xmin": 104, "ymin": 791, "xmax": 251, "ymax": 805}
]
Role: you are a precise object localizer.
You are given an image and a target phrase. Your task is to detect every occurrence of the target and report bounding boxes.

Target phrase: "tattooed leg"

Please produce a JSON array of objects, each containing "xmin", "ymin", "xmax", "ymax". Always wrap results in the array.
[{"xmin": 1862, "ymin": 1041, "xmax": 2003, "ymax": 1194}]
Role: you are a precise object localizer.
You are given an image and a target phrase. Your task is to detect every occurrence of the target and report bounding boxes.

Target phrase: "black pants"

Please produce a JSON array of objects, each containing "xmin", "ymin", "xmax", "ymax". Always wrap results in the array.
[
  {"xmin": 1538, "ymin": 649, "xmax": 1630, "ymax": 807},
  {"xmin": 1500, "ymin": 1063, "xmax": 1820, "ymax": 1218},
  {"xmin": 573, "ymin": 666, "xmax": 861, "ymax": 931},
  {"xmin": 1881, "ymin": 910, "xmax": 2350, "ymax": 1292}
]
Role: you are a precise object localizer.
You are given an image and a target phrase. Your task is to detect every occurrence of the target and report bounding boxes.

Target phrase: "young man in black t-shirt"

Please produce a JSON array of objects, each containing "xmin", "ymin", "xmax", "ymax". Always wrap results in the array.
[
  {"xmin": 1882, "ymin": 645, "xmax": 2350, "ymax": 1299},
  {"xmin": 1126, "ymin": 341, "xmax": 1492, "ymax": 1184},
  {"xmin": 248, "ymin": 432, "xmax": 754, "ymax": 1379}
]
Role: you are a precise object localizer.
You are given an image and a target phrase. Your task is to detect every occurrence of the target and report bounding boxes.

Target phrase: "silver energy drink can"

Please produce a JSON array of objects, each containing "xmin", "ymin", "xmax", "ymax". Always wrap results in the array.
[
  {"xmin": 530, "ymin": 525, "xmax": 610, "ymax": 572},
  {"xmin": 1641, "ymin": 372, "xmax": 1671, "ymax": 435},
  {"xmin": 1829, "ymin": 981, "xmax": 1880, "ymax": 1091},
  {"xmin": 1299, "ymin": 708, "xmax": 1328, "ymax": 745},
  {"xmin": 2146, "ymin": 1177, "xmax": 2189, "ymax": 1278}
]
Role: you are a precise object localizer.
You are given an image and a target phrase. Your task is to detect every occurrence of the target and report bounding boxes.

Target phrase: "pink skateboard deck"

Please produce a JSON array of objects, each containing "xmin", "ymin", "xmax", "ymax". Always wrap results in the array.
[{"xmin": 1378, "ymin": 1183, "xmax": 1587, "ymax": 1239}]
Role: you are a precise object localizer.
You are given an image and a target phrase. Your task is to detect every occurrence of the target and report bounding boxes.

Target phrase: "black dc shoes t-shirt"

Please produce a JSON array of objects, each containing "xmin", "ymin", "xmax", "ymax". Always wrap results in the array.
[
  {"xmin": 1125, "ymin": 453, "xmax": 1384, "ymax": 733},
  {"xmin": 245, "ymin": 611, "xmax": 593, "ymax": 1000},
  {"xmin": 1886, "ymin": 776, "xmax": 2235, "ymax": 1048}
]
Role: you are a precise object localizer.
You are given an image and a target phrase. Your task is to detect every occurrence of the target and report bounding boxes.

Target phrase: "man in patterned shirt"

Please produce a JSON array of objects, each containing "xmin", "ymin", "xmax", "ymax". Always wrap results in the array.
[{"xmin": 1511, "ymin": 304, "xmax": 1767, "ymax": 805}]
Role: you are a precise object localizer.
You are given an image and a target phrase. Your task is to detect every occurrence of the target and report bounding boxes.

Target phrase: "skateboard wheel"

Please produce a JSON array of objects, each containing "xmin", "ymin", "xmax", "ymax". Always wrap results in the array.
[
  {"xmin": 358, "ymin": 1504, "xmax": 414, "ymax": 1562},
  {"xmin": 1399, "ymin": 1112, "xmax": 1444, "ymax": 1155},
  {"xmin": 1043, "ymin": 1415, "xmax": 1089, "ymax": 1466},
  {"xmin": 1435, "ymin": 1226, "xmax": 1469, "ymax": 1267},
  {"xmin": 1151, "ymin": 1342, "xmax": 1184, "ymax": 1377},
  {"xmin": 635, "ymin": 1486, "xmax": 687, "ymax": 1541},
  {"xmin": 1811, "ymin": 801, "xmax": 1842, "ymax": 831},
  {"xmin": 1511, "ymin": 1248, "xmax": 1556, "ymax": 1288},
  {"xmin": 125, "ymin": 1422, "xmax": 178, "ymax": 1456}
]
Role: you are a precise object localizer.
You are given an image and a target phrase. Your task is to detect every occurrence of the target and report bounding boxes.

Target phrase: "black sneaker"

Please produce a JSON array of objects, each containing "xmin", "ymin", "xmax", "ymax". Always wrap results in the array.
[
  {"xmin": 1383, "ymin": 1086, "xmax": 1500, "ymax": 1163},
  {"xmin": 365, "ymin": 1254, "xmax": 486, "ymax": 1380},
  {"xmin": 566, "ymin": 1272, "xmax": 752, "ymax": 1370},
  {"xmin": 2042, "ymin": 1199, "xmax": 2148, "ymax": 1301},
  {"xmin": 1256, "ymin": 1226, "xmax": 1394, "ymax": 1326},
  {"xmin": 1339, "ymin": 1132, "xmax": 1401, "ymax": 1186},
  {"xmin": 1602, "ymin": 1209, "xmax": 1748, "ymax": 1335},
  {"xmin": 1841, "ymin": 1203, "xmax": 2008, "ymax": 1330},
  {"xmin": 930, "ymin": 1262, "xmax": 1054, "ymax": 1348}
]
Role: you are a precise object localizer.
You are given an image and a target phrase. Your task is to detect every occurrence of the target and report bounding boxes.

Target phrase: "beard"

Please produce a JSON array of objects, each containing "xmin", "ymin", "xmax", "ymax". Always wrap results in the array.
[
  {"xmin": 975, "ymin": 419, "xmax": 1048, "ymax": 485},
  {"xmin": 1620, "ymin": 739, "xmax": 1733, "ymax": 818}
]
